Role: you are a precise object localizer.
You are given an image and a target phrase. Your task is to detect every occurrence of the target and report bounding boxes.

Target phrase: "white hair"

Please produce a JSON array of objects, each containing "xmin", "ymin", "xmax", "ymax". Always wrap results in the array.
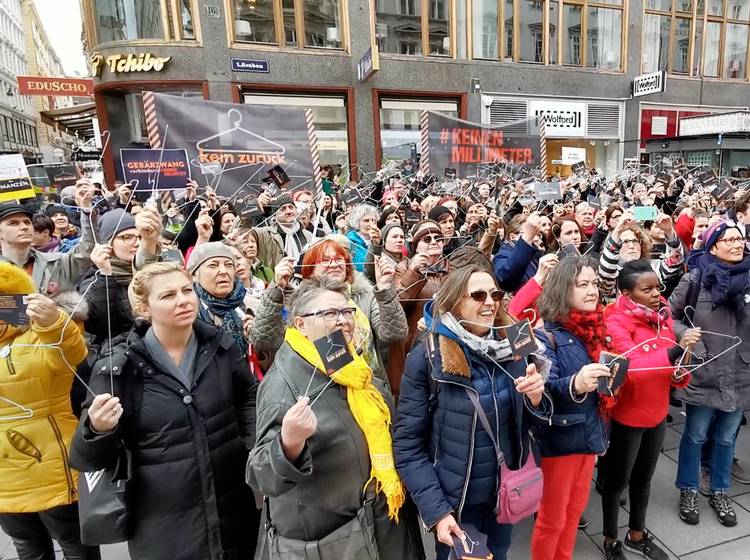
[{"xmin": 348, "ymin": 204, "xmax": 379, "ymax": 230}]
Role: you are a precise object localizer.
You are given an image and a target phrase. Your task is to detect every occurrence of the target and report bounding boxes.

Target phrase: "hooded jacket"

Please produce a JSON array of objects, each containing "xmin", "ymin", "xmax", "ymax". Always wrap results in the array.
[{"xmin": 0, "ymin": 261, "xmax": 88, "ymax": 513}]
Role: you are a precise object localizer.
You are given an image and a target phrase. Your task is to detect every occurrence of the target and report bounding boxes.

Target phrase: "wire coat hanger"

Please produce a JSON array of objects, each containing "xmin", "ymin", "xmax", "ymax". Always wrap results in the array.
[{"xmin": 195, "ymin": 109, "xmax": 286, "ymax": 156}]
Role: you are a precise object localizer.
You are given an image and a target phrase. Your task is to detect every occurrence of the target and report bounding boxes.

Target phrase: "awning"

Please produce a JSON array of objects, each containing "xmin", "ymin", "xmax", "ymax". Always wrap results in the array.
[{"xmin": 40, "ymin": 102, "xmax": 97, "ymax": 139}]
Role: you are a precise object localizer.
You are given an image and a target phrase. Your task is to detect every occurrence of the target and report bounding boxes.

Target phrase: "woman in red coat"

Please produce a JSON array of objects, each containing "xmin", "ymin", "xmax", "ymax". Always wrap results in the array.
[{"xmin": 599, "ymin": 260, "xmax": 701, "ymax": 560}]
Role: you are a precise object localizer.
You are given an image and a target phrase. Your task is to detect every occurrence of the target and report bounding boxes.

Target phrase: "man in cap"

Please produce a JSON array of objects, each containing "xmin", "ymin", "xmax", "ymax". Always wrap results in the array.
[{"xmin": 253, "ymin": 194, "xmax": 313, "ymax": 269}]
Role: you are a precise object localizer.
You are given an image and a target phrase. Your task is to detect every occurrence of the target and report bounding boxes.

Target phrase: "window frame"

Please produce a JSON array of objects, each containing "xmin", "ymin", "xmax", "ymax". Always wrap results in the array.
[{"xmin": 227, "ymin": 0, "xmax": 349, "ymax": 52}]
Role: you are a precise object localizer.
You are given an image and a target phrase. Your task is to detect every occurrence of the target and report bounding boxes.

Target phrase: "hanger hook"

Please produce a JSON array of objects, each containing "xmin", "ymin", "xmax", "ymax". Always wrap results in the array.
[{"xmin": 227, "ymin": 108, "xmax": 243, "ymax": 127}]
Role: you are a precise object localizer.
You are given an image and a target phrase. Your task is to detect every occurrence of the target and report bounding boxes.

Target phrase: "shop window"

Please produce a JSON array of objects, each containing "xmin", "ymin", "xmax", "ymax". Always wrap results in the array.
[
  {"xmin": 519, "ymin": 0, "xmax": 544, "ymax": 62},
  {"xmin": 564, "ymin": 3, "xmax": 582, "ymax": 65},
  {"xmin": 379, "ymin": 98, "xmax": 458, "ymax": 164},
  {"xmin": 232, "ymin": 0, "xmax": 345, "ymax": 49},
  {"xmin": 586, "ymin": 6, "xmax": 622, "ymax": 70},
  {"xmin": 243, "ymin": 93, "xmax": 350, "ymax": 168},
  {"xmin": 724, "ymin": 23, "xmax": 748, "ymax": 78},
  {"xmin": 670, "ymin": 17, "xmax": 690, "ymax": 73},
  {"xmin": 377, "ymin": 0, "xmax": 452, "ymax": 56},
  {"xmin": 92, "ymin": 0, "xmax": 197, "ymax": 43},
  {"xmin": 642, "ymin": 13, "xmax": 670, "ymax": 72},
  {"xmin": 549, "ymin": 0, "xmax": 559, "ymax": 63}
]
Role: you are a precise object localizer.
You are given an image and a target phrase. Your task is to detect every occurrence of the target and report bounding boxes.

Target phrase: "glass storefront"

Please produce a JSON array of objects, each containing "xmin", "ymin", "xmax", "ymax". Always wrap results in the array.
[{"xmin": 379, "ymin": 98, "xmax": 458, "ymax": 163}]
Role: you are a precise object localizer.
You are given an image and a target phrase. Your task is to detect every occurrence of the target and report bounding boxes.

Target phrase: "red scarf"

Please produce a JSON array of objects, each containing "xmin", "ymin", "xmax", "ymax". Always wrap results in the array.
[{"xmin": 560, "ymin": 306, "xmax": 607, "ymax": 361}]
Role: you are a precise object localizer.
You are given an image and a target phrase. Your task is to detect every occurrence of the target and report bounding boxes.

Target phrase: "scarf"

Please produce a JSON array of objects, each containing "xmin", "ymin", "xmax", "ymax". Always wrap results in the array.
[
  {"xmin": 284, "ymin": 327, "xmax": 405, "ymax": 521},
  {"xmin": 560, "ymin": 306, "xmax": 607, "ymax": 362},
  {"xmin": 441, "ymin": 312, "xmax": 514, "ymax": 363},
  {"xmin": 615, "ymin": 295, "xmax": 670, "ymax": 328},
  {"xmin": 110, "ymin": 255, "xmax": 135, "ymax": 287},
  {"xmin": 697, "ymin": 252, "xmax": 750, "ymax": 320},
  {"xmin": 195, "ymin": 279, "xmax": 248, "ymax": 357},
  {"xmin": 278, "ymin": 222, "xmax": 303, "ymax": 259}
]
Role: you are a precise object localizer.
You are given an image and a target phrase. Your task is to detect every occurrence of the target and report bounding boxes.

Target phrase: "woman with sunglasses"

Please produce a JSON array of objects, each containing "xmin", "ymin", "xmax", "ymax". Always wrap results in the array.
[
  {"xmin": 249, "ymin": 237, "xmax": 408, "ymax": 385},
  {"xmin": 394, "ymin": 264, "xmax": 550, "ymax": 560},
  {"xmin": 247, "ymin": 276, "xmax": 423, "ymax": 559},
  {"xmin": 530, "ymin": 256, "xmax": 611, "ymax": 560}
]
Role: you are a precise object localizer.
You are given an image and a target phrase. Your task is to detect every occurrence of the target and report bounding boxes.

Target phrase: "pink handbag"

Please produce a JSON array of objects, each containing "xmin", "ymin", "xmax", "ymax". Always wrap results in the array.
[{"xmin": 465, "ymin": 388, "xmax": 543, "ymax": 524}]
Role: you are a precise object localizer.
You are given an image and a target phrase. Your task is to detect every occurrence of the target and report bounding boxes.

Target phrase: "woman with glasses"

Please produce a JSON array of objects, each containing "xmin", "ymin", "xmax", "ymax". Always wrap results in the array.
[
  {"xmin": 669, "ymin": 221, "xmax": 750, "ymax": 529},
  {"xmin": 250, "ymin": 238, "xmax": 408, "ymax": 385},
  {"xmin": 530, "ymin": 256, "xmax": 611, "ymax": 560},
  {"xmin": 598, "ymin": 210, "xmax": 684, "ymax": 301},
  {"xmin": 247, "ymin": 276, "xmax": 423, "ymax": 559},
  {"xmin": 394, "ymin": 264, "xmax": 550, "ymax": 560}
]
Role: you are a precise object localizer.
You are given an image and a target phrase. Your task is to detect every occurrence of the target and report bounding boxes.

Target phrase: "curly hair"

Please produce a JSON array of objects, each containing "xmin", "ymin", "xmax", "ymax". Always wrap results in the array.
[{"xmin": 347, "ymin": 204, "xmax": 379, "ymax": 231}]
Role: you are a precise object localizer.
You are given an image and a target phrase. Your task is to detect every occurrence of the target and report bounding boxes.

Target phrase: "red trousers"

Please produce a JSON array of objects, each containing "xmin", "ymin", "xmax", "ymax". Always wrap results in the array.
[{"xmin": 530, "ymin": 454, "xmax": 596, "ymax": 560}]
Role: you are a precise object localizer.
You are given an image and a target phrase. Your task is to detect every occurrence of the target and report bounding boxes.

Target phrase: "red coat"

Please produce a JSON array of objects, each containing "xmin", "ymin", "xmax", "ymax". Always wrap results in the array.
[{"xmin": 603, "ymin": 295, "xmax": 690, "ymax": 428}]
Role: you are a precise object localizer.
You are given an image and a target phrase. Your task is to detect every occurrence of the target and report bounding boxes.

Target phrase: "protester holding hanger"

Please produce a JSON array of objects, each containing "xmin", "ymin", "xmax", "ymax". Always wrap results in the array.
[
  {"xmin": 545, "ymin": 217, "xmax": 587, "ymax": 254},
  {"xmin": 346, "ymin": 204, "xmax": 380, "ymax": 272},
  {"xmin": 364, "ymin": 222, "xmax": 408, "ymax": 286},
  {"xmin": 69, "ymin": 261, "xmax": 259, "ymax": 560},
  {"xmin": 242, "ymin": 228, "xmax": 274, "ymax": 284},
  {"xmin": 492, "ymin": 212, "xmax": 544, "ymax": 292},
  {"xmin": 0, "ymin": 261, "xmax": 99, "ymax": 560},
  {"xmin": 669, "ymin": 220, "xmax": 750, "ymax": 528},
  {"xmin": 247, "ymin": 276, "xmax": 424, "ymax": 559},
  {"xmin": 249, "ymin": 237, "xmax": 408, "ymax": 384},
  {"xmin": 598, "ymin": 259, "xmax": 700, "ymax": 560},
  {"xmin": 254, "ymin": 193, "xmax": 314, "ymax": 268},
  {"xmin": 530, "ymin": 256, "xmax": 611, "ymax": 560},
  {"xmin": 394, "ymin": 264, "xmax": 550, "ymax": 560}
]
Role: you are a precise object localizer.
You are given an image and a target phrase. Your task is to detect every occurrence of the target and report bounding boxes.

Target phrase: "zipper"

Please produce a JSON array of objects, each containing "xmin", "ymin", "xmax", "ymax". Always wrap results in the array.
[
  {"xmin": 6, "ymin": 347, "xmax": 15, "ymax": 375},
  {"xmin": 512, "ymin": 473, "xmax": 543, "ymax": 495},
  {"xmin": 48, "ymin": 416, "xmax": 75, "ymax": 502}
]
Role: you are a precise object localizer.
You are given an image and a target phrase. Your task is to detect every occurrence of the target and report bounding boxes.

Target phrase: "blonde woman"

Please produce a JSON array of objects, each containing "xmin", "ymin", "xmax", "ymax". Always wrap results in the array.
[{"xmin": 70, "ymin": 262, "xmax": 259, "ymax": 560}]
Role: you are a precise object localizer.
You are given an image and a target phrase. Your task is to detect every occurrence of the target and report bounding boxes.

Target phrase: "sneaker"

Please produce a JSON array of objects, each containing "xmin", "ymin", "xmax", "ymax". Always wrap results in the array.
[
  {"xmin": 708, "ymin": 492, "xmax": 738, "ymax": 527},
  {"xmin": 678, "ymin": 489, "xmax": 700, "ymax": 525},
  {"xmin": 731, "ymin": 459, "xmax": 750, "ymax": 485},
  {"xmin": 623, "ymin": 530, "xmax": 669, "ymax": 560},
  {"xmin": 699, "ymin": 467, "xmax": 711, "ymax": 497},
  {"xmin": 603, "ymin": 540, "xmax": 625, "ymax": 560},
  {"xmin": 578, "ymin": 514, "xmax": 588, "ymax": 530}
]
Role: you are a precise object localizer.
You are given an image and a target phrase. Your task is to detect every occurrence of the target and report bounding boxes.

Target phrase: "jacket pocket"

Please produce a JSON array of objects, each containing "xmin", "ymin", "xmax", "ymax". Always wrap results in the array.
[
  {"xmin": 1, "ymin": 428, "xmax": 41, "ymax": 469},
  {"xmin": 541, "ymin": 413, "xmax": 588, "ymax": 456},
  {"xmin": 550, "ymin": 413, "xmax": 585, "ymax": 428}
]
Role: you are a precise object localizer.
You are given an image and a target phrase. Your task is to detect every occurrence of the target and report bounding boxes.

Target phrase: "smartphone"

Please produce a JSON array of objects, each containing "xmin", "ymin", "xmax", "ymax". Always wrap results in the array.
[{"xmin": 632, "ymin": 206, "xmax": 658, "ymax": 222}]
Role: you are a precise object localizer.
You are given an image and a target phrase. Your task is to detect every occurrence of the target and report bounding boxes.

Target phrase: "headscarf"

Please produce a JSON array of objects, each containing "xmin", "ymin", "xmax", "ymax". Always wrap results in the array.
[{"xmin": 195, "ymin": 278, "xmax": 248, "ymax": 356}]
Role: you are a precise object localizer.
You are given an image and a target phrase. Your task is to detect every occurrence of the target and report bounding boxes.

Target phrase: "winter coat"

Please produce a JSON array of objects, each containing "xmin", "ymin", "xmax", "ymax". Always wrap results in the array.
[
  {"xmin": 669, "ymin": 270, "xmax": 750, "ymax": 412},
  {"xmin": 492, "ymin": 239, "xmax": 540, "ymax": 293},
  {"xmin": 346, "ymin": 230, "xmax": 369, "ymax": 272},
  {"xmin": 249, "ymin": 272, "xmax": 408, "ymax": 383},
  {"xmin": 535, "ymin": 322, "xmax": 609, "ymax": 457},
  {"xmin": 247, "ymin": 342, "xmax": 424, "ymax": 560},
  {"xmin": 80, "ymin": 270, "xmax": 133, "ymax": 345},
  {"xmin": 393, "ymin": 307, "xmax": 551, "ymax": 528},
  {"xmin": 69, "ymin": 320, "xmax": 258, "ymax": 560},
  {"xmin": 255, "ymin": 225, "xmax": 313, "ymax": 269},
  {"xmin": 604, "ymin": 297, "xmax": 689, "ymax": 428},
  {"xmin": 0, "ymin": 262, "xmax": 88, "ymax": 513}
]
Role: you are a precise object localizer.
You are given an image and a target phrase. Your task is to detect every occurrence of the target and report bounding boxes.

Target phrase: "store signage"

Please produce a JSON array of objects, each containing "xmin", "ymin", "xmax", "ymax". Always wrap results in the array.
[
  {"xmin": 90, "ymin": 52, "xmax": 172, "ymax": 77},
  {"xmin": 0, "ymin": 154, "xmax": 35, "ymax": 202},
  {"xmin": 561, "ymin": 147, "xmax": 587, "ymax": 165},
  {"xmin": 357, "ymin": 46, "xmax": 379, "ymax": 82},
  {"xmin": 231, "ymin": 58, "xmax": 269, "ymax": 73},
  {"xmin": 528, "ymin": 100, "xmax": 586, "ymax": 138},
  {"xmin": 632, "ymin": 71, "xmax": 666, "ymax": 97},
  {"xmin": 16, "ymin": 76, "xmax": 93, "ymax": 96},
  {"xmin": 680, "ymin": 111, "xmax": 750, "ymax": 137}
]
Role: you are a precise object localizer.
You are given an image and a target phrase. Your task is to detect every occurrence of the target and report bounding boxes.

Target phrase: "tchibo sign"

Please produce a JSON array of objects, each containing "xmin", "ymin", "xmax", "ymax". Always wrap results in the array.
[
  {"xmin": 529, "ymin": 100, "xmax": 586, "ymax": 137},
  {"xmin": 633, "ymin": 71, "xmax": 666, "ymax": 97}
]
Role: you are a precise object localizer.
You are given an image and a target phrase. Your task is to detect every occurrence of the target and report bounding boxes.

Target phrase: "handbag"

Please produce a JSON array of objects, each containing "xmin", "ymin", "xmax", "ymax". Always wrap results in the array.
[
  {"xmin": 465, "ymin": 388, "xmax": 543, "ymax": 525},
  {"xmin": 77, "ymin": 445, "xmax": 133, "ymax": 545}
]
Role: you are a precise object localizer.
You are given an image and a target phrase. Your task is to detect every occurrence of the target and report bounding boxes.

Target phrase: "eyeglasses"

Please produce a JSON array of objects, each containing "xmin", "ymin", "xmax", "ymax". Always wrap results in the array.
[
  {"xmin": 468, "ymin": 289, "xmax": 503, "ymax": 303},
  {"xmin": 318, "ymin": 257, "xmax": 346, "ymax": 267},
  {"xmin": 420, "ymin": 234, "xmax": 443, "ymax": 244},
  {"xmin": 300, "ymin": 307, "xmax": 357, "ymax": 322},
  {"xmin": 115, "ymin": 233, "xmax": 141, "ymax": 244},
  {"xmin": 718, "ymin": 237, "xmax": 745, "ymax": 246}
]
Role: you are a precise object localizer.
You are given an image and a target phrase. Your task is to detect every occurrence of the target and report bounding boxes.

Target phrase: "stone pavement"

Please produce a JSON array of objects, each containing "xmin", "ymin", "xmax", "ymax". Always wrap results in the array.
[{"xmin": 2, "ymin": 406, "xmax": 750, "ymax": 559}]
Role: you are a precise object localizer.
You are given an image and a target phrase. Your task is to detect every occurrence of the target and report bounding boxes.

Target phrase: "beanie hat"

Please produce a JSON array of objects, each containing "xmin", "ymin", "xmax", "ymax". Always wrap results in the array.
[
  {"xmin": 274, "ymin": 194, "xmax": 294, "ymax": 210},
  {"xmin": 428, "ymin": 205, "xmax": 452, "ymax": 223},
  {"xmin": 44, "ymin": 204, "xmax": 68, "ymax": 218},
  {"xmin": 381, "ymin": 223, "xmax": 404, "ymax": 247},
  {"xmin": 410, "ymin": 219, "xmax": 442, "ymax": 247},
  {"xmin": 100, "ymin": 209, "xmax": 137, "ymax": 242},
  {"xmin": 187, "ymin": 241, "xmax": 236, "ymax": 274},
  {"xmin": 702, "ymin": 221, "xmax": 742, "ymax": 252}
]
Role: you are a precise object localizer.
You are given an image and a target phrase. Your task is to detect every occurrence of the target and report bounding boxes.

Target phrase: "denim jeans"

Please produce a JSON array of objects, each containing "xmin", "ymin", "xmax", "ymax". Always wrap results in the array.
[
  {"xmin": 434, "ymin": 504, "xmax": 513, "ymax": 560},
  {"xmin": 676, "ymin": 404, "xmax": 745, "ymax": 492}
]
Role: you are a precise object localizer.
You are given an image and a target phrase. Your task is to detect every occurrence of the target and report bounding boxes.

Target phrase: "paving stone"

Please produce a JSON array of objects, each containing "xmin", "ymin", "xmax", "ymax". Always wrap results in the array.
[
  {"xmin": 680, "ymin": 534, "xmax": 750, "ymax": 559},
  {"xmin": 662, "ymin": 426, "xmax": 683, "ymax": 452}
]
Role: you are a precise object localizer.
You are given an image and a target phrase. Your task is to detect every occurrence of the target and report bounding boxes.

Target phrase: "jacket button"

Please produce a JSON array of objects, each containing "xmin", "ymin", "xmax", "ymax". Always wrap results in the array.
[
  {"xmin": 100, "ymin": 366, "xmax": 106, "ymax": 371},
  {"xmin": 138, "ymin": 362, "xmax": 144, "ymax": 367},
  {"xmin": 562, "ymin": 419, "xmax": 568, "ymax": 425},
  {"xmin": 112, "ymin": 366, "xmax": 118, "ymax": 372},
  {"xmin": 179, "ymin": 389, "xmax": 185, "ymax": 395},
  {"xmin": 183, "ymin": 395, "xmax": 193, "ymax": 404}
]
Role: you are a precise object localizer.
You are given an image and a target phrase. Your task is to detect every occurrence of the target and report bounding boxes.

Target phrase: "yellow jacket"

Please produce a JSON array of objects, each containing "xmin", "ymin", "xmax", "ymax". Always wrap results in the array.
[{"xmin": 0, "ymin": 262, "xmax": 88, "ymax": 513}]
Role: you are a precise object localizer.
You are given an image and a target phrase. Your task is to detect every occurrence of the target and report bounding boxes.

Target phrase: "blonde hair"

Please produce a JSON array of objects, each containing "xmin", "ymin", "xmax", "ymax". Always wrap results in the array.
[{"xmin": 128, "ymin": 261, "xmax": 192, "ymax": 318}]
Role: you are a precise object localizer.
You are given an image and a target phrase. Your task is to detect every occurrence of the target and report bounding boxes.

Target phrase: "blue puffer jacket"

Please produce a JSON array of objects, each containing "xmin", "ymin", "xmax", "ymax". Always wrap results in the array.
[
  {"xmin": 492, "ymin": 239, "xmax": 540, "ymax": 293},
  {"xmin": 394, "ymin": 305, "xmax": 552, "ymax": 528},
  {"xmin": 534, "ymin": 322, "xmax": 609, "ymax": 457},
  {"xmin": 346, "ymin": 230, "xmax": 368, "ymax": 272}
]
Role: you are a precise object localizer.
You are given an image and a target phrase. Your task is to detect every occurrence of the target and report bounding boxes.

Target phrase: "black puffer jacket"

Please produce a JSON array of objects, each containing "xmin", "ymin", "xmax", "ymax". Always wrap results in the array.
[
  {"xmin": 69, "ymin": 320, "xmax": 259, "ymax": 560},
  {"xmin": 80, "ymin": 267, "xmax": 134, "ymax": 345}
]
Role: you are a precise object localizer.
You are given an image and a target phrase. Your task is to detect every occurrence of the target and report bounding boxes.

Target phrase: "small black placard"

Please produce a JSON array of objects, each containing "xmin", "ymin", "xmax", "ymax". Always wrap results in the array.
[
  {"xmin": 598, "ymin": 351, "xmax": 629, "ymax": 396},
  {"xmin": 506, "ymin": 319, "xmax": 537, "ymax": 361},
  {"xmin": 450, "ymin": 524, "xmax": 492, "ymax": 560},
  {"xmin": 267, "ymin": 165, "xmax": 290, "ymax": 188},
  {"xmin": 313, "ymin": 329, "xmax": 354, "ymax": 375},
  {"xmin": 0, "ymin": 295, "xmax": 28, "ymax": 326}
]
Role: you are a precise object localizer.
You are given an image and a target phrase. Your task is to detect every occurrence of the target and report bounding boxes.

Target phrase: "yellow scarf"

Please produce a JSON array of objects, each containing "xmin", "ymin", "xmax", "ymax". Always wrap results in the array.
[{"xmin": 284, "ymin": 327, "xmax": 405, "ymax": 521}]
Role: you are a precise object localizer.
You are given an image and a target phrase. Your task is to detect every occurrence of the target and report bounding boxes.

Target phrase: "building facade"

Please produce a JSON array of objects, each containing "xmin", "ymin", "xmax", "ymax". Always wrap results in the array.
[
  {"xmin": 0, "ymin": 0, "xmax": 39, "ymax": 160},
  {"xmin": 80, "ymin": 0, "xmax": 750, "ymax": 184}
]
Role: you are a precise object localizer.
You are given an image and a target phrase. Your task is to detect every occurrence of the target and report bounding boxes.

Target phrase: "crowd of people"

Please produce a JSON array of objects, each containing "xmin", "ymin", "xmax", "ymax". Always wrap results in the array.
[{"xmin": 0, "ymin": 160, "xmax": 749, "ymax": 560}]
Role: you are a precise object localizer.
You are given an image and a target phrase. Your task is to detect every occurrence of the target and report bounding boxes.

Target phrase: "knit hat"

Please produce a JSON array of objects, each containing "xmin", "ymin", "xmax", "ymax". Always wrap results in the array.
[
  {"xmin": 428, "ymin": 205, "xmax": 452, "ymax": 223},
  {"xmin": 274, "ymin": 194, "xmax": 294, "ymax": 210},
  {"xmin": 381, "ymin": 223, "xmax": 404, "ymax": 247},
  {"xmin": 410, "ymin": 219, "xmax": 442, "ymax": 246},
  {"xmin": 0, "ymin": 203, "xmax": 32, "ymax": 223},
  {"xmin": 100, "ymin": 209, "xmax": 137, "ymax": 242},
  {"xmin": 702, "ymin": 220, "xmax": 742, "ymax": 252},
  {"xmin": 187, "ymin": 241, "xmax": 236, "ymax": 274},
  {"xmin": 44, "ymin": 204, "xmax": 68, "ymax": 218}
]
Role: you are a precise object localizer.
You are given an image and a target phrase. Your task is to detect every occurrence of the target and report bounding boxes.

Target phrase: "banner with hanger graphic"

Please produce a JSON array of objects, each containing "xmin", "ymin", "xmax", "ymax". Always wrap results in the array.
[
  {"xmin": 142, "ymin": 92, "xmax": 321, "ymax": 197},
  {"xmin": 425, "ymin": 113, "xmax": 543, "ymax": 179}
]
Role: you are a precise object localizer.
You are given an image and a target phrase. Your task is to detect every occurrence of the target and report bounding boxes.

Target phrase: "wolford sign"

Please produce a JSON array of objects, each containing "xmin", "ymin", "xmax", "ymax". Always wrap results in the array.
[
  {"xmin": 679, "ymin": 111, "xmax": 750, "ymax": 137},
  {"xmin": 17, "ymin": 76, "xmax": 94, "ymax": 97}
]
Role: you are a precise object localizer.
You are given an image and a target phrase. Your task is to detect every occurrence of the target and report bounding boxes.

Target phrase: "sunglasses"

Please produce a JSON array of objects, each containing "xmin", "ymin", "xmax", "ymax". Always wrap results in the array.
[
  {"xmin": 420, "ymin": 234, "xmax": 443, "ymax": 244},
  {"xmin": 468, "ymin": 289, "xmax": 503, "ymax": 303}
]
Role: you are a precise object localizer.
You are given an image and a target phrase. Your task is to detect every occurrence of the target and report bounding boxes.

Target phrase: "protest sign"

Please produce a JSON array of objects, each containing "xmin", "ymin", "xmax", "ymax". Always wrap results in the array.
[
  {"xmin": 0, "ymin": 295, "xmax": 29, "ymax": 326},
  {"xmin": 426, "ymin": 113, "xmax": 540, "ymax": 178},
  {"xmin": 120, "ymin": 148, "xmax": 191, "ymax": 191},
  {"xmin": 0, "ymin": 154, "xmax": 35, "ymax": 202},
  {"xmin": 143, "ymin": 92, "xmax": 320, "ymax": 198},
  {"xmin": 41, "ymin": 163, "xmax": 78, "ymax": 190},
  {"xmin": 534, "ymin": 180, "xmax": 562, "ymax": 201}
]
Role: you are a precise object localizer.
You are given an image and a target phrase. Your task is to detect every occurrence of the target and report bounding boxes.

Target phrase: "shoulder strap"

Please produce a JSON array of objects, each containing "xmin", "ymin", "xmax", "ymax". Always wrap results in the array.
[
  {"xmin": 464, "ymin": 388, "xmax": 504, "ymax": 465},
  {"xmin": 426, "ymin": 332, "xmax": 439, "ymax": 412},
  {"xmin": 539, "ymin": 326, "xmax": 556, "ymax": 351},
  {"xmin": 684, "ymin": 268, "xmax": 702, "ymax": 324}
]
